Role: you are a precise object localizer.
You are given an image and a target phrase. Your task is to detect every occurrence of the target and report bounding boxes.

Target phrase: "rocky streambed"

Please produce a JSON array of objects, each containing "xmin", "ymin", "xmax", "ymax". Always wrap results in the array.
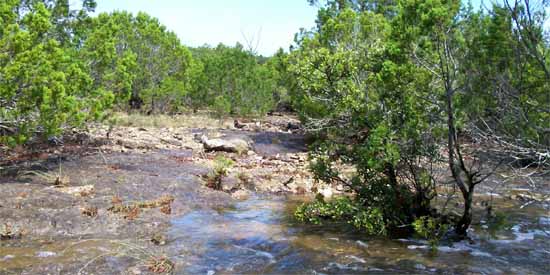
[{"xmin": 0, "ymin": 114, "xmax": 549, "ymax": 274}]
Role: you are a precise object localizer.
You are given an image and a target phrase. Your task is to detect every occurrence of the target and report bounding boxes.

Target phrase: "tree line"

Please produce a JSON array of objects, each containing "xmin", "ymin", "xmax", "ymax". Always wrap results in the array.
[{"xmin": 0, "ymin": 0, "xmax": 290, "ymax": 145}]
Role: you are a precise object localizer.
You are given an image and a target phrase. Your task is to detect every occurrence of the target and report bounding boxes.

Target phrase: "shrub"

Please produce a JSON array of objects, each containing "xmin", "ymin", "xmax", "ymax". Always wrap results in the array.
[
  {"xmin": 295, "ymin": 196, "xmax": 387, "ymax": 235},
  {"xmin": 205, "ymin": 155, "xmax": 234, "ymax": 190},
  {"xmin": 413, "ymin": 216, "xmax": 450, "ymax": 250}
]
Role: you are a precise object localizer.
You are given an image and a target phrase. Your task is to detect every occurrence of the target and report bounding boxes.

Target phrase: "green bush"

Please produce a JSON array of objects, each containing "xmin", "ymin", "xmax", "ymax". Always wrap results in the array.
[
  {"xmin": 212, "ymin": 96, "xmax": 231, "ymax": 119},
  {"xmin": 205, "ymin": 155, "xmax": 235, "ymax": 190},
  {"xmin": 0, "ymin": 1, "xmax": 112, "ymax": 145},
  {"xmin": 413, "ymin": 216, "xmax": 450, "ymax": 250},
  {"xmin": 188, "ymin": 44, "xmax": 276, "ymax": 116},
  {"xmin": 295, "ymin": 196, "xmax": 387, "ymax": 235},
  {"xmin": 83, "ymin": 11, "xmax": 193, "ymax": 113}
]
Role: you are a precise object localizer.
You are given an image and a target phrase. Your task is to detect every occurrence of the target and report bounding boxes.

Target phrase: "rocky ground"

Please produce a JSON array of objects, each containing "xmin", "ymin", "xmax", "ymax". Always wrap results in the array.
[
  {"xmin": 82, "ymin": 112, "xmax": 340, "ymax": 196},
  {"xmin": 0, "ymin": 113, "xmax": 344, "ymax": 274},
  {"xmin": 0, "ymin": 112, "xmax": 548, "ymax": 274}
]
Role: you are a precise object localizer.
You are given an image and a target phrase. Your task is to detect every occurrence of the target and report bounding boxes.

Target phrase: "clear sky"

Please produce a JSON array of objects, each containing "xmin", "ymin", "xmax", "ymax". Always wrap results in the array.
[{"xmin": 90, "ymin": 0, "xmax": 319, "ymax": 56}]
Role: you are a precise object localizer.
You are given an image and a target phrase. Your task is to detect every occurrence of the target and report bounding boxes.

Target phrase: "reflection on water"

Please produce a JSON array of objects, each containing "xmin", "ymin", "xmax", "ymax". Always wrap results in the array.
[{"xmin": 168, "ymin": 194, "xmax": 550, "ymax": 274}]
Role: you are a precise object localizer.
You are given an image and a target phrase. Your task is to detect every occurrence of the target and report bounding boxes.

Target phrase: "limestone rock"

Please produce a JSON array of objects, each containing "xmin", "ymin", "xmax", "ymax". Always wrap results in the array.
[
  {"xmin": 56, "ymin": 185, "xmax": 94, "ymax": 197},
  {"xmin": 231, "ymin": 189, "xmax": 250, "ymax": 200},
  {"xmin": 199, "ymin": 134, "xmax": 251, "ymax": 154},
  {"xmin": 221, "ymin": 176, "xmax": 240, "ymax": 192}
]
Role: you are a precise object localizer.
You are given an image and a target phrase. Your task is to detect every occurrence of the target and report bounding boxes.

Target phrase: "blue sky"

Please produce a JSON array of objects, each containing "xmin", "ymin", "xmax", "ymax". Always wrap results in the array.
[{"xmin": 90, "ymin": 0, "xmax": 319, "ymax": 56}]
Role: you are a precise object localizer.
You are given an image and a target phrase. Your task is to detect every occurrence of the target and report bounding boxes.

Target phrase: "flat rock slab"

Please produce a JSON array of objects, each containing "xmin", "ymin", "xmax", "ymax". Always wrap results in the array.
[{"xmin": 199, "ymin": 134, "xmax": 252, "ymax": 154}]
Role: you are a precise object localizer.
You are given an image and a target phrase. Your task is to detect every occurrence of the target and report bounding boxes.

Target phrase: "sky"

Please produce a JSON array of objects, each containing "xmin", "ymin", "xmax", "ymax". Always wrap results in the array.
[{"xmin": 89, "ymin": 0, "xmax": 319, "ymax": 56}]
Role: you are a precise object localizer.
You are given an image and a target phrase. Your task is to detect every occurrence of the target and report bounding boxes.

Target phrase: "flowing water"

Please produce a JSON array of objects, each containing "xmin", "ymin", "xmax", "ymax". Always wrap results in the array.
[
  {"xmin": 1, "ymin": 148, "xmax": 549, "ymax": 274},
  {"xmin": 167, "ymin": 194, "xmax": 549, "ymax": 274},
  {"xmin": 1, "ymin": 186, "xmax": 549, "ymax": 274}
]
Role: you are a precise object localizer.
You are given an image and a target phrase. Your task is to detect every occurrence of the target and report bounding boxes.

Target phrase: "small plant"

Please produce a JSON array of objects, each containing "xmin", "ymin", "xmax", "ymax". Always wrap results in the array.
[
  {"xmin": 486, "ymin": 211, "xmax": 510, "ymax": 238},
  {"xmin": 21, "ymin": 165, "xmax": 69, "ymax": 186},
  {"xmin": 205, "ymin": 155, "xmax": 234, "ymax": 190},
  {"xmin": 413, "ymin": 216, "xmax": 450, "ymax": 250}
]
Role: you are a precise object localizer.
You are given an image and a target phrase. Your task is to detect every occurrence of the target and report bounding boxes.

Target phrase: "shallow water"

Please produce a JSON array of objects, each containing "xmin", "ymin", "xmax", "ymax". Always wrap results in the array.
[
  {"xmin": 1, "ymin": 191, "xmax": 548, "ymax": 274},
  {"xmin": 1, "ymin": 148, "xmax": 548, "ymax": 274},
  {"xmin": 168, "ymin": 194, "xmax": 550, "ymax": 274}
]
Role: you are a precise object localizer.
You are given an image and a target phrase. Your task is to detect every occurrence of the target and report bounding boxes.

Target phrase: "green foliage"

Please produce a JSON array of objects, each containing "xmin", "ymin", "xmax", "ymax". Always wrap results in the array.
[
  {"xmin": 295, "ymin": 196, "xmax": 387, "ymax": 235},
  {"xmin": 1, "ymin": 1, "xmax": 287, "ymax": 145},
  {"xmin": 213, "ymin": 155, "xmax": 235, "ymax": 173},
  {"xmin": 291, "ymin": 0, "xmax": 548, "ymax": 238},
  {"xmin": 205, "ymin": 155, "xmax": 235, "ymax": 190},
  {"xmin": 188, "ymin": 44, "xmax": 276, "ymax": 116},
  {"xmin": 212, "ymin": 96, "xmax": 231, "ymax": 119},
  {"xmin": 0, "ymin": 0, "xmax": 112, "ymax": 145},
  {"xmin": 83, "ymin": 11, "xmax": 193, "ymax": 113},
  {"xmin": 265, "ymin": 48, "xmax": 297, "ymax": 111},
  {"xmin": 413, "ymin": 216, "xmax": 450, "ymax": 250},
  {"xmin": 290, "ymin": 3, "xmax": 435, "ymax": 235},
  {"xmin": 459, "ymin": 4, "xmax": 550, "ymax": 147},
  {"xmin": 486, "ymin": 211, "xmax": 510, "ymax": 238}
]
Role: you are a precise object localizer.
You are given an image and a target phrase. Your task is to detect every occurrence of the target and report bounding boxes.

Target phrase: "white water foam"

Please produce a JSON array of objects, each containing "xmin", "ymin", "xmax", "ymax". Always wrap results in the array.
[
  {"xmin": 232, "ymin": 245, "xmax": 276, "ymax": 263},
  {"xmin": 346, "ymin": 255, "xmax": 367, "ymax": 263},
  {"xmin": 36, "ymin": 251, "xmax": 57, "ymax": 257}
]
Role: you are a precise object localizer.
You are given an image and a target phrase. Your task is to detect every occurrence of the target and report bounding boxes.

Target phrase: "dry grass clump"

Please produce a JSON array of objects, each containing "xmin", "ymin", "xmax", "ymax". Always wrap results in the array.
[
  {"xmin": 108, "ymin": 195, "xmax": 175, "ymax": 220},
  {"xmin": 20, "ymin": 165, "xmax": 69, "ymax": 186},
  {"xmin": 81, "ymin": 206, "xmax": 98, "ymax": 217},
  {"xmin": 159, "ymin": 204, "xmax": 171, "ymax": 215},
  {"xmin": 77, "ymin": 240, "xmax": 174, "ymax": 274},
  {"xmin": 135, "ymin": 195, "xmax": 175, "ymax": 209},
  {"xmin": 146, "ymin": 256, "xmax": 174, "ymax": 273},
  {"xmin": 106, "ymin": 112, "xmax": 233, "ymax": 129}
]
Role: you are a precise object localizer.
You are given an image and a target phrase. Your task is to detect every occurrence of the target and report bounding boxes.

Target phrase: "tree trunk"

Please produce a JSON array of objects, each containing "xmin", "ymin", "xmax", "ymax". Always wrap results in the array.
[
  {"xmin": 444, "ymin": 61, "xmax": 473, "ymax": 237},
  {"xmin": 455, "ymin": 187, "xmax": 473, "ymax": 236},
  {"xmin": 129, "ymin": 93, "xmax": 143, "ymax": 110}
]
